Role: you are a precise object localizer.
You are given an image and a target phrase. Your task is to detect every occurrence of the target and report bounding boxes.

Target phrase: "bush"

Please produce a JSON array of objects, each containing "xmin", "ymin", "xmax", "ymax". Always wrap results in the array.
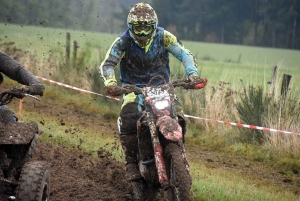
[
  {"xmin": 235, "ymin": 81, "xmax": 300, "ymax": 152},
  {"xmin": 235, "ymin": 84, "xmax": 268, "ymax": 144}
]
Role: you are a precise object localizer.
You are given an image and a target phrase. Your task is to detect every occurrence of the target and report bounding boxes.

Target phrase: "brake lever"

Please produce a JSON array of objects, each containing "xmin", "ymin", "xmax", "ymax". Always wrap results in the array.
[{"xmin": 25, "ymin": 94, "xmax": 41, "ymax": 101}]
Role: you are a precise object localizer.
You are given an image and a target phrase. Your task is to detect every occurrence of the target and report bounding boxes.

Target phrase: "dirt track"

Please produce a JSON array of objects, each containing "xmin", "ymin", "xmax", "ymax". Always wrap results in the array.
[
  {"xmin": 1, "ymin": 84, "xmax": 300, "ymax": 201},
  {"xmin": 28, "ymin": 91, "xmax": 300, "ymax": 200},
  {"xmin": 34, "ymin": 141, "xmax": 132, "ymax": 201}
]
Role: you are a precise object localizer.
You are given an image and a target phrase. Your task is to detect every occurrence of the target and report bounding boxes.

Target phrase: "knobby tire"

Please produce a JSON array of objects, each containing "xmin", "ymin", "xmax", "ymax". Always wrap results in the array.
[
  {"xmin": 164, "ymin": 143, "xmax": 191, "ymax": 201},
  {"xmin": 15, "ymin": 161, "xmax": 50, "ymax": 201}
]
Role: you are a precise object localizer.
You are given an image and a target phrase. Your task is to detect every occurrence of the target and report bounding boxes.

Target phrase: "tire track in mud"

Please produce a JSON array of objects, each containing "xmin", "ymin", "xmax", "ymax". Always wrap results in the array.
[
  {"xmin": 34, "ymin": 141, "xmax": 133, "ymax": 201},
  {"xmin": 28, "ymin": 97, "xmax": 134, "ymax": 200},
  {"xmin": 0, "ymin": 83, "xmax": 134, "ymax": 201}
]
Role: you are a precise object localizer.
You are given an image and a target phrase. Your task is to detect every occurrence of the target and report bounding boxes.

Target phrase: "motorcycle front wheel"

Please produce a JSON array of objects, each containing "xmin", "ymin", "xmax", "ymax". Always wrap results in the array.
[{"xmin": 164, "ymin": 143, "xmax": 191, "ymax": 201}]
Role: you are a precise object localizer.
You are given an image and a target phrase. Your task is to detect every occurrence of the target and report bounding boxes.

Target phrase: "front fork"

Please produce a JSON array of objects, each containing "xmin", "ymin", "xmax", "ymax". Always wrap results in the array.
[
  {"xmin": 178, "ymin": 140, "xmax": 190, "ymax": 173},
  {"xmin": 148, "ymin": 118, "xmax": 169, "ymax": 188}
]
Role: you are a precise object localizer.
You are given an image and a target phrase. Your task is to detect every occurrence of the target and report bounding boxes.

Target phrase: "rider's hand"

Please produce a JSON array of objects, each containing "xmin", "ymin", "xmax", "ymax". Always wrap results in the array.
[
  {"xmin": 104, "ymin": 86, "xmax": 118, "ymax": 96},
  {"xmin": 194, "ymin": 78, "xmax": 208, "ymax": 89},
  {"xmin": 104, "ymin": 77, "xmax": 119, "ymax": 96},
  {"xmin": 0, "ymin": 86, "xmax": 25, "ymax": 105},
  {"xmin": 188, "ymin": 73, "xmax": 202, "ymax": 82},
  {"xmin": 188, "ymin": 73, "xmax": 208, "ymax": 89},
  {"xmin": 104, "ymin": 77, "xmax": 117, "ymax": 87},
  {"xmin": 26, "ymin": 84, "xmax": 45, "ymax": 96}
]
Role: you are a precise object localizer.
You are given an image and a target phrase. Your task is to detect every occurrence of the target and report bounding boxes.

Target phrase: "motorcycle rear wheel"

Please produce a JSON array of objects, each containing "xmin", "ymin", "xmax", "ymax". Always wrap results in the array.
[
  {"xmin": 164, "ymin": 143, "xmax": 191, "ymax": 201},
  {"xmin": 15, "ymin": 161, "xmax": 50, "ymax": 201}
]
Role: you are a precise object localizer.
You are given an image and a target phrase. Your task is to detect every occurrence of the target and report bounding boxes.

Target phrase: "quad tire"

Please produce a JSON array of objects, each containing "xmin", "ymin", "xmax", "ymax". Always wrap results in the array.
[{"xmin": 15, "ymin": 161, "xmax": 50, "ymax": 201}]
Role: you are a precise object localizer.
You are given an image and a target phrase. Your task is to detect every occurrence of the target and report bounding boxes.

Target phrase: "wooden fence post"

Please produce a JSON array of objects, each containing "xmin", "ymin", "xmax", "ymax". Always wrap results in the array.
[
  {"xmin": 237, "ymin": 54, "xmax": 242, "ymax": 63},
  {"xmin": 66, "ymin": 32, "xmax": 70, "ymax": 65},
  {"xmin": 269, "ymin": 66, "xmax": 278, "ymax": 95},
  {"xmin": 281, "ymin": 74, "xmax": 292, "ymax": 100},
  {"xmin": 73, "ymin": 40, "xmax": 79, "ymax": 63}
]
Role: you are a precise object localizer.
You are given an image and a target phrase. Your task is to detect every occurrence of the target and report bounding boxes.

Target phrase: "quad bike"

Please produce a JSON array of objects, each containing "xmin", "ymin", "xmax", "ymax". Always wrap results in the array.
[
  {"xmin": 109, "ymin": 76, "xmax": 206, "ymax": 201},
  {"xmin": 0, "ymin": 86, "xmax": 50, "ymax": 201}
]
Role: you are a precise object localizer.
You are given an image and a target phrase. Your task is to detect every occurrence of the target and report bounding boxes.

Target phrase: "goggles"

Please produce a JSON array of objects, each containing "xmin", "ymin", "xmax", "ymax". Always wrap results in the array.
[{"xmin": 133, "ymin": 23, "xmax": 153, "ymax": 35}]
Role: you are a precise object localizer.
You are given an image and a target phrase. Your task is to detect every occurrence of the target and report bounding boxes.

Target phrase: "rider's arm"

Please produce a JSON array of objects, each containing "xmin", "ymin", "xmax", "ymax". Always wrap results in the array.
[
  {"xmin": 0, "ymin": 51, "xmax": 45, "ymax": 95},
  {"xmin": 99, "ymin": 37, "xmax": 125, "ymax": 86},
  {"xmin": 164, "ymin": 30, "xmax": 199, "ymax": 77}
]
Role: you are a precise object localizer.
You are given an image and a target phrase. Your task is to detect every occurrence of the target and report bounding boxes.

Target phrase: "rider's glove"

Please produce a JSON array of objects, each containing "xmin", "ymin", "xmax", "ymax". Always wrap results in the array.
[
  {"xmin": 0, "ymin": 86, "xmax": 25, "ymax": 105},
  {"xmin": 104, "ymin": 77, "xmax": 117, "ymax": 87},
  {"xmin": 26, "ymin": 84, "xmax": 45, "ymax": 96},
  {"xmin": 188, "ymin": 73, "xmax": 208, "ymax": 89},
  {"xmin": 104, "ymin": 77, "xmax": 118, "ymax": 96},
  {"xmin": 104, "ymin": 85, "xmax": 119, "ymax": 96},
  {"xmin": 188, "ymin": 73, "xmax": 200, "ymax": 82}
]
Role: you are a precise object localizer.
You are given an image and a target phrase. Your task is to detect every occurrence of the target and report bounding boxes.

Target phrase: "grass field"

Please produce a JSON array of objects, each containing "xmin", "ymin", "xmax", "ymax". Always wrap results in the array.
[
  {"xmin": 2, "ymin": 23, "xmax": 300, "ymax": 201},
  {"xmin": 1, "ymin": 22, "xmax": 300, "ymax": 87}
]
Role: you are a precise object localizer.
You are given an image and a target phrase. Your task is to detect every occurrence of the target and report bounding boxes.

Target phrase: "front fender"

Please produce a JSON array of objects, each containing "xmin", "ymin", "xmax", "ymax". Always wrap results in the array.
[{"xmin": 156, "ymin": 116, "xmax": 182, "ymax": 141}]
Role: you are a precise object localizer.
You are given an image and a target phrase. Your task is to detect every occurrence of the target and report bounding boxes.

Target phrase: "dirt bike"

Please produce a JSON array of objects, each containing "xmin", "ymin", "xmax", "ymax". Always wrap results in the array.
[
  {"xmin": 108, "ymin": 76, "xmax": 206, "ymax": 201},
  {"xmin": 0, "ymin": 86, "xmax": 50, "ymax": 201}
]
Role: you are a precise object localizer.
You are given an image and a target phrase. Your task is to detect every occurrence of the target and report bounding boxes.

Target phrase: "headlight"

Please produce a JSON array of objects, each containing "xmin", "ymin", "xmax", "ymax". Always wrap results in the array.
[{"xmin": 154, "ymin": 100, "xmax": 169, "ymax": 110}]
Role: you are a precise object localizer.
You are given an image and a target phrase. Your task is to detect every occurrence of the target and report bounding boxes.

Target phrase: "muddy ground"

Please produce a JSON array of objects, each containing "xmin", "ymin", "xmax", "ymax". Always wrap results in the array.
[{"xmin": 1, "ymin": 85, "xmax": 300, "ymax": 201}]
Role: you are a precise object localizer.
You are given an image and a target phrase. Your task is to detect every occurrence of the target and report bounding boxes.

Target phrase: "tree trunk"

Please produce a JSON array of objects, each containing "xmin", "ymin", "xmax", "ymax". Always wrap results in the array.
[
  {"xmin": 286, "ymin": 25, "xmax": 290, "ymax": 48},
  {"xmin": 221, "ymin": 24, "xmax": 224, "ymax": 44},
  {"xmin": 292, "ymin": 12, "xmax": 297, "ymax": 49},
  {"xmin": 254, "ymin": 0, "xmax": 258, "ymax": 46},
  {"xmin": 272, "ymin": 28, "xmax": 276, "ymax": 47}
]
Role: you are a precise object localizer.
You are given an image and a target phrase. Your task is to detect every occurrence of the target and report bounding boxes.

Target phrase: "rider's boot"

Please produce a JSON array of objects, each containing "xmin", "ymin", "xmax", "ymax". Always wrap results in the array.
[{"xmin": 119, "ymin": 134, "xmax": 141, "ymax": 181}]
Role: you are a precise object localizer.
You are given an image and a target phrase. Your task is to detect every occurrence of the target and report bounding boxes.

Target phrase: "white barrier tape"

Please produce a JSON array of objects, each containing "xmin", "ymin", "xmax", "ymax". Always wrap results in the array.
[
  {"xmin": 184, "ymin": 114, "xmax": 300, "ymax": 136},
  {"xmin": 36, "ymin": 76, "xmax": 300, "ymax": 136},
  {"xmin": 36, "ymin": 76, "xmax": 122, "ymax": 102}
]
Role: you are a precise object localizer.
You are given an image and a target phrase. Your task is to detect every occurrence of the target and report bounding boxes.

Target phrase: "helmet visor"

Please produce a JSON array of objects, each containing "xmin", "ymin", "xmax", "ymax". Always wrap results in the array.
[{"xmin": 133, "ymin": 24, "xmax": 153, "ymax": 36}]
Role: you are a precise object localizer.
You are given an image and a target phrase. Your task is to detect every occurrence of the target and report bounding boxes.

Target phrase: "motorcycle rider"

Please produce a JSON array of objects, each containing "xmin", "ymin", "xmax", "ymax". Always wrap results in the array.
[
  {"xmin": 0, "ymin": 50, "xmax": 45, "ymax": 124},
  {"xmin": 99, "ymin": 2, "xmax": 207, "ymax": 181}
]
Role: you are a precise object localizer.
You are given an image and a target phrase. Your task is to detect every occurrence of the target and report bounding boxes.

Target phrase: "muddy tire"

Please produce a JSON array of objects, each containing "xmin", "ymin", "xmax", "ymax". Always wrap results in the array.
[
  {"xmin": 15, "ymin": 161, "xmax": 50, "ymax": 201},
  {"xmin": 164, "ymin": 143, "xmax": 191, "ymax": 201},
  {"xmin": 131, "ymin": 180, "xmax": 146, "ymax": 200}
]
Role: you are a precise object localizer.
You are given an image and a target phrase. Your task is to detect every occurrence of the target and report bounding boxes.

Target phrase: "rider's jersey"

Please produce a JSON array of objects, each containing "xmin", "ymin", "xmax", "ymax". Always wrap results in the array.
[
  {"xmin": 99, "ymin": 27, "xmax": 199, "ymax": 87},
  {"xmin": 0, "ymin": 51, "xmax": 43, "ymax": 86},
  {"xmin": 0, "ymin": 51, "xmax": 44, "ymax": 123}
]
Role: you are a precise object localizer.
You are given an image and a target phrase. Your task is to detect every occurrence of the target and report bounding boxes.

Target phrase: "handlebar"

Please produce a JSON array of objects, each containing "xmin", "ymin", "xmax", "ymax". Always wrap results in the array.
[
  {"xmin": 0, "ymin": 86, "xmax": 40, "ymax": 106},
  {"xmin": 105, "ymin": 78, "xmax": 206, "ymax": 97}
]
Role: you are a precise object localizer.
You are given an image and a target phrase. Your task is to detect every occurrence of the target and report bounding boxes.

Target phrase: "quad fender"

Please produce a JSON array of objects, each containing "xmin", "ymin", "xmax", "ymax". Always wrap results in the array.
[
  {"xmin": 156, "ymin": 116, "xmax": 182, "ymax": 141},
  {"xmin": 0, "ymin": 121, "xmax": 40, "ymax": 144}
]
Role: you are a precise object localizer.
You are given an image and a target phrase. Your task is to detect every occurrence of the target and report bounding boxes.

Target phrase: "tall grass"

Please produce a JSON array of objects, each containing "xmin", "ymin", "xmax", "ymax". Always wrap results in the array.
[{"xmin": 2, "ymin": 23, "xmax": 300, "ymax": 158}]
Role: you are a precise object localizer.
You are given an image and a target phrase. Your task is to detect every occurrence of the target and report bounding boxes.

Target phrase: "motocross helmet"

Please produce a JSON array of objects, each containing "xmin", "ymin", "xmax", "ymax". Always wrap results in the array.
[{"xmin": 127, "ymin": 3, "xmax": 158, "ymax": 48}]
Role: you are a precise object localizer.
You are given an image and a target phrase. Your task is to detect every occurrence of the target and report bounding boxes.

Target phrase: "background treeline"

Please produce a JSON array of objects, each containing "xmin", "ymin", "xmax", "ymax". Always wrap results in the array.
[
  {"xmin": 1, "ymin": 0, "xmax": 299, "ymax": 50},
  {"xmin": 150, "ymin": 0, "xmax": 300, "ymax": 49}
]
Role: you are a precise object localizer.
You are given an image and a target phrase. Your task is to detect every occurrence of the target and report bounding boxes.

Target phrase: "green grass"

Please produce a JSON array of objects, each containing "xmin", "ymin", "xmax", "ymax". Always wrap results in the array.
[
  {"xmin": 15, "ymin": 96, "xmax": 300, "ymax": 201},
  {"xmin": 185, "ymin": 41, "xmax": 300, "ymax": 69},
  {"xmin": 0, "ymin": 22, "xmax": 117, "ymax": 57},
  {"xmin": 2, "ymin": 22, "xmax": 300, "ymax": 87},
  {"xmin": 2, "ymin": 23, "xmax": 300, "ymax": 201},
  {"xmin": 190, "ymin": 162, "xmax": 299, "ymax": 201}
]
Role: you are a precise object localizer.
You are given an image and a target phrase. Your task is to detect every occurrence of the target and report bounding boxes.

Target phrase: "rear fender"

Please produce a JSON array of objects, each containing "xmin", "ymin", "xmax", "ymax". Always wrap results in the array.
[{"xmin": 156, "ymin": 116, "xmax": 182, "ymax": 141}]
